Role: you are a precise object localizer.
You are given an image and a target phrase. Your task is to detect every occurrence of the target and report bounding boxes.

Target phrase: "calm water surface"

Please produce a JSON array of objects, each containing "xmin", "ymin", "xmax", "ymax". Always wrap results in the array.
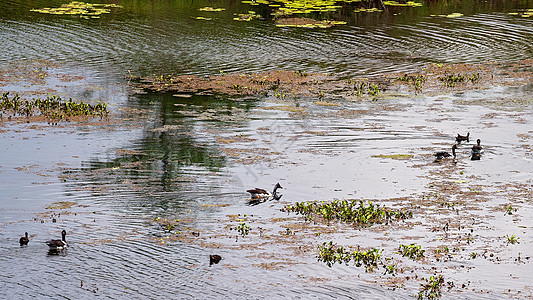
[{"xmin": 1, "ymin": 0, "xmax": 532, "ymax": 298}]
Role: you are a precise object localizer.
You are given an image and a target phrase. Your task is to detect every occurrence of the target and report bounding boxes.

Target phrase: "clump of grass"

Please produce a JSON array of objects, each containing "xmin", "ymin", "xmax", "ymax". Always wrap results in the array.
[
  {"xmin": 399, "ymin": 244, "xmax": 425, "ymax": 260},
  {"xmin": 418, "ymin": 275, "xmax": 445, "ymax": 299},
  {"xmin": 317, "ymin": 241, "xmax": 383, "ymax": 272},
  {"xmin": 0, "ymin": 92, "xmax": 109, "ymax": 121},
  {"xmin": 283, "ymin": 200, "xmax": 412, "ymax": 226}
]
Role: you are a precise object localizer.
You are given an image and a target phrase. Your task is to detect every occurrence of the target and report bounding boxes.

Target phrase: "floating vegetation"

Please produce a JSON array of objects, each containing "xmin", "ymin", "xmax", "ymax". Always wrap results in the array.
[
  {"xmin": 314, "ymin": 101, "xmax": 340, "ymax": 106},
  {"xmin": 275, "ymin": 18, "xmax": 346, "ymax": 28},
  {"xmin": 195, "ymin": 16, "xmax": 213, "ymax": 20},
  {"xmin": 418, "ymin": 275, "xmax": 445, "ymax": 299},
  {"xmin": 372, "ymin": 154, "xmax": 413, "ymax": 159},
  {"xmin": 508, "ymin": 9, "xmax": 533, "ymax": 18},
  {"xmin": 234, "ymin": 222, "xmax": 251, "ymax": 236},
  {"xmin": 233, "ymin": 11, "xmax": 262, "ymax": 21},
  {"xmin": 431, "ymin": 12, "xmax": 464, "ymax": 18},
  {"xmin": 30, "ymin": 1, "xmax": 122, "ymax": 19},
  {"xmin": 396, "ymin": 74, "xmax": 425, "ymax": 93},
  {"xmin": 505, "ymin": 234, "xmax": 520, "ymax": 245},
  {"xmin": 317, "ymin": 241, "xmax": 383, "ymax": 272},
  {"xmin": 438, "ymin": 72, "xmax": 479, "ymax": 87},
  {"xmin": 383, "ymin": 1, "xmax": 422, "ymax": 7},
  {"xmin": 398, "ymin": 244, "xmax": 425, "ymax": 260},
  {"xmin": 0, "ymin": 92, "xmax": 109, "ymax": 122},
  {"xmin": 46, "ymin": 201, "xmax": 76, "ymax": 210},
  {"xmin": 130, "ymin": 70, "xmax": 329, "ymax": 98},
  {"xmin": 283, "ymin": 200, "xmax": 412, "ymax": 226},
  {"xmin": 199, "ymin": 7, "xmax": 225, "ymax": 12},
  {"xmin": 354, "ymin": 7, "xmax": 382, "ymax": 13},
  {"xmin": 347, "ymin": 80, "xmax": 382, "ymax": 97}
]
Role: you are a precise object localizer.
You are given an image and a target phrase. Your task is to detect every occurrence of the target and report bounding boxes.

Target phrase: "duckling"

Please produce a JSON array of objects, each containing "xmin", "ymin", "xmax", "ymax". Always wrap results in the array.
[
  {"xmin": 46, "ymin": 230, "xmax": 67, "ymax": 251},
  {"xmin": 19, "ymin": 232, "xmax": 29, "ymax": 246},
  {"xmin": 456, "ymin": 132, "xmax": 470, "ymax": 144},
  {"xmin": 247, "ymin": 183, "xmax": 283, "ymax": 201},
  {"xmin": 434, "ymin": 145, "xmax": 457, "ymax": 161},
  {"xmin": 210, "ymin": 254, "xmax": 222, "ymax": 265},
  {"xmin": 471, "ymin": 139, "xmax": 482, "ymax": 160}
]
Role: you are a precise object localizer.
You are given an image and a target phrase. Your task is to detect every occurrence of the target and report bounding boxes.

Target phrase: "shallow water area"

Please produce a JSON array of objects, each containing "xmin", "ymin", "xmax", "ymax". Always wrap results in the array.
[{"xmin": 1, "ymin": 0, "xmax": 533, "ymax": 298}]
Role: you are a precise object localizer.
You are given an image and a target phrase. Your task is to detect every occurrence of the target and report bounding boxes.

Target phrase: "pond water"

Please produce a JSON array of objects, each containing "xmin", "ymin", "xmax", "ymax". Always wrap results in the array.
[{"xmin": 1, "ymin": 0, "xmax": 532, "ymax": 298}]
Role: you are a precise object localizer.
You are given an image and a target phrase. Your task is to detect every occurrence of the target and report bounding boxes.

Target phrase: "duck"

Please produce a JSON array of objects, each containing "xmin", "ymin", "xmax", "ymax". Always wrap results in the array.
[
  {"xmin": 247, "ymin": 183, "xmax": 283, "ymax": 201},
  {"xmin": 471, "ymin": 139, "xmax": 482, "ymax": 160},
  {"xmin": 19, "ymin": 232, "xmax": 29, "ymax": 246},
  {"xmin": 455, "ymin": 132, "xmax": 470, "ymax": 144},
  {"xmin": 46, "ymin": 230, "xmax": 67, "ymax": 251},
  {"xmin": 210, "ymin": 254, "xmax": 222, "ymax": 265},
  {"xmin": 434, "ymin": 144, "xmax": 457, "ymax": 160}
]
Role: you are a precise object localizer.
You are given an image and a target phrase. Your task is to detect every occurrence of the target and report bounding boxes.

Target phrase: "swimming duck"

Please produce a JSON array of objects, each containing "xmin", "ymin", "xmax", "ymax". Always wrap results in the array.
[
  {"xmin": 46, "ymin": 230, "xmax": 67, "ymax": 251},
  {"xmin": 471, "ymin": 139, "xmax": 482, "ymax": 160},
  {"xmin": 247, "ymin": 183, "xmax": 283, "ymax": 201},
  {"xmin": 210, "ymin": 254, "xmax": 222, "ymax": 265},
  {"xmin": 434, "ymin": 144, "xmax": 457, "ymax": 160},
  {"xmin": 19, "ymin": 232, "xmax": 29, "ymax": 246},
  {"xmin": 455, "ymin": 132, "xmax": 470, "ymax": 144}
]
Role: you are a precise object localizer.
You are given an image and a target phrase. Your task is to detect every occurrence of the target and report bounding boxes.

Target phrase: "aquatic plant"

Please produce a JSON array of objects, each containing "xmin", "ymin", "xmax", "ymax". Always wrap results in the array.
[
  {"xmin": 0, "ymin": 92, "xmax": 109, "ymax": 122},
  {"xmin": 283, "ymin": 199, "xmax": 412, "ymax": 226},
  {"xmin": 276, "ymin": 18, "xmax": 347, "ymax": 28},
  {"xmin": 235, "ymin": 222, "xmax": 251, "ymax": 236},
  {"xmin": 30, "ymin": 1, "xmax": 122, "ymax": 19},
  {"xmin": 199, "ymin": 7, "xmax": 225, "ymax": 12},
  {"xmin": 399, "ymin": 244, "xmax": 425, "ymax": 260},
  {"xmin": 418, "ymin": 275, "xmax": 445, "ymax": 299},
  {"xmin": 504, "ymin": 204, "xmax": 517, "ymax": 216},
  {"xmin": 349, "ymin": 81, "xmax": 383, "ymax": 97},
  {"xmin": 233, "ymin": 11, "xmax": 262, "ymax": 21},
  {"xmin": 397, "ymin": 74, "xmax": 425, "ymax": 93},
  {"xmin": 505, "ymin": 234, "xmax": 519, "ymax": 245},
  {"xmin": 383, "ymin": 1, "xmax": 422, "ymax": 7},
  {"xmin": 508, "ymin": 9, "xmax": 533, "ymax": 18},
  {"xmin": 438, "ymin": 73, "xmax": 465, "ymax": 87},
  {"xmin": 317, "ymin": 241, "xmax": 383, "ymax": 272}
]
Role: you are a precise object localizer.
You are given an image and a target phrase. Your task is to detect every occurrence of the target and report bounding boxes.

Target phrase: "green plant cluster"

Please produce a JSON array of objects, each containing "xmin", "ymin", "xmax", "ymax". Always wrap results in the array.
[
  {"xmin": 317, "ymin": 241, "xmax": 383, "ymax": 272},
  {"xmin": 398, "ymin": 243, "xmax": 425, "ymax": 260},
  {"xmin": 235, "ymin": 222, "xmax": 250, "ymax": 236},
  {"xmin": 0, "ymin": 92, "xmax": 109, "ymax": 121},
  {"xmin": 283, "ymin": 200, "xmax": 412, "ymax": 226},
  {"xmin": 349, "ymin": 81, "xmax": 381, "ymax": 96},
  {"xmin": 438, "ymin": 73, "xmax": 480, "ymax": 87},
  {"xmin": 418, "ymin": 275, "xmax": 445, "ymax": 299},
  {"xmin": 397, "ymin": 74, "xmax": 425, "ymax": 92}
]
